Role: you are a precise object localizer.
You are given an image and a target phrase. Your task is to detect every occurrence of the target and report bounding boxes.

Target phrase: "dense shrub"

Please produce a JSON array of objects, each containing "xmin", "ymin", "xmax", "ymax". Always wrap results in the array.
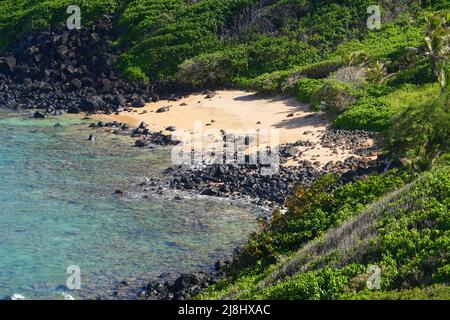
[
  {"xmin": 244, "ymin": 70, "xmax": 291, "ymax": 93},
  {"xmin": 122, "ymin": 66, "xmax": 149, "ymax": 84},
  {"xmin": 258, "ymin": 265, "xmax": 366, "ymax": 300},
  {"xmin": 290, "ymin": 78, "xmax": 324, "ymax": 103},
  {"xmin": 343, "ymin": 284, "xmax": 450, "ymax": 300},
  {"xmin": 177, "ymin": 48, "xmax": 249, "ymax": 87},
  {"xmin": 310, "ymin": 80, "xmax": 359, "ymax": 113},
  {"xmin": 243, "ymin": 58, "xmax": 343, "ymax": 94},
  {"xmin": 391, "ymin": 61, "xmax": 435, "ymax": 86},
  {"xmin": 332, "ymin": 97, "xmax": 397, "ymax": 132},
  {"xmin": 385, "ymin": 80, "xmax": 450, "ymax": 170},
  {"xmin": 379, "ymin": 83, "xmax": 440, "ymax": 111}
]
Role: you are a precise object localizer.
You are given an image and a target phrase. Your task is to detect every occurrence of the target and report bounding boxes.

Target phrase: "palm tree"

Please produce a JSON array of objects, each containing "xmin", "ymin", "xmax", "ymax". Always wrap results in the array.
[
  {"xmin": 366, "ymin": 60, "xmax": 395, "ymax": 84},
  {"xmin": 409, "ymin": 13, "xmax": 450, "ymax": 88},
  {"xmin": 346, "ymin": 50, "xmax": 368, "ymax": 68}
]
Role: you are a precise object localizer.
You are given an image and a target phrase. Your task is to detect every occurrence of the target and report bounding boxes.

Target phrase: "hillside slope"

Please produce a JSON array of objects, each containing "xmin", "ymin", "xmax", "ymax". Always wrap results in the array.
[{"xmin": 198, "ymin": 162, "xmax": 449, "ymax": 299}]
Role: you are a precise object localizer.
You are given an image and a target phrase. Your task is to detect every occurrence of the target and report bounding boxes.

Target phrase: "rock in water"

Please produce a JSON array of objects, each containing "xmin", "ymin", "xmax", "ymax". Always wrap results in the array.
[
  {"xmin": 135, "ymin": 139, "xmax": 147, "ymax": 147},
  {"xmin": 62, "ymin": 293, "xmax": 75, "ymax": 300},
  {"xmin": 33, "ymin": 111, "xmax": 46, "ymax": 119},
  {"xmin": 4, "ymin": 293, "xmax": 26, "ymax": 300}
]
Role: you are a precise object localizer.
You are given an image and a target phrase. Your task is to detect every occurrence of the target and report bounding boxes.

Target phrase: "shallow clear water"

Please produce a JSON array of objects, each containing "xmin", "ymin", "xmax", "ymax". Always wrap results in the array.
[{"xmin": 0, "ymin": 110, "xmax": 260, "ymax": 299}]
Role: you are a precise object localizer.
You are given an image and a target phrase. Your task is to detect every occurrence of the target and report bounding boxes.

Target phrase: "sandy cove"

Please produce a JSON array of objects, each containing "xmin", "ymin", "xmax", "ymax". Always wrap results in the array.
[{"xmin": 96, "ymin": 90, "xmax": 378, "ymax": 167}]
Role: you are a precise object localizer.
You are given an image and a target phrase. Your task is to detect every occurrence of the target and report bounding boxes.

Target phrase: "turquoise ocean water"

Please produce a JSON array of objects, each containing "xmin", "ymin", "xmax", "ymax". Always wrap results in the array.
[{"xmin": 0, "ymin": 110, "xmax": 260, "ymax": 299}]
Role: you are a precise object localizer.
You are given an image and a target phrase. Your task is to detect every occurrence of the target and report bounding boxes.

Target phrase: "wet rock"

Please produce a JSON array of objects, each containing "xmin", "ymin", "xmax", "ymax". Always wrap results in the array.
[
  {"xmin": 135, "ymin": 139, "xmax": 147, "ymax": 148},
  {"xmin": 33, "ymin": 111, "xmax": 46, "ymax": 119},
  {"xmin": 80, "ymin": 96, "xmax": 100, "ymax": 112},
  {"xmin": 3, "ymin": 294, "xmax": 26, "ymax": 300}
]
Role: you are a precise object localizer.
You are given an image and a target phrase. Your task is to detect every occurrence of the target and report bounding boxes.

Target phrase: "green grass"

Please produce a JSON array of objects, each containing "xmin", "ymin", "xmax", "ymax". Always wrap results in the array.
[
  {"xmin": 379, "ymin": 83, "xmax": 441, "ymax": 111},
  {"xmin": 332, "ymin": 83, "xmax": 441, "ymax": 132}
]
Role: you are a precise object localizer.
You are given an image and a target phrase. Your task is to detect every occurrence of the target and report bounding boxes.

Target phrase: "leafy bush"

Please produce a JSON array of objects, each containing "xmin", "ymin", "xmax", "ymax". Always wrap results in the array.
[
  {"xmin": 245, "ymin": 70, "xmax": 291, "ymax": 93},
  {"xmin": 177, "ymin": 48, "xmax": 249, "ymax": 87},
  {"xmin": 122, "ymin": 66, "xmax": 149, "ymax": 84},
  {"xmin": 291, "ymin": 78, "xmax": 324, "ymax": 103},
  {"xmin": 333, "ymin": 97, "xmax": 398, "ymax": 132},
  {"xmin": 310, "ymin": 80, "xmax": 359, "ymax": 113},
  {"xmin": 289, "ymin": 58, "xmax": 344, "ymax": 79},
  {"xmin": 391, "ymin": 61, "xmax": 435, "ymax": 85},
  {"xmin": 385, "ymin": 80, "xmax": 449, "ymax": 170},
  {"xmin": 258, "ymin": 265, "xmax": 366, "ymax": 300},
  {"xmin": 244, "ymin": 58, "xmax": 343, "ymax": 94},
  {"xmin": 343, "ymin": 284, "xmax": 450, "ymax": 300},
  {"xmin": 379, "ymin": 83, "xmax": 440, "ymax": 111}
]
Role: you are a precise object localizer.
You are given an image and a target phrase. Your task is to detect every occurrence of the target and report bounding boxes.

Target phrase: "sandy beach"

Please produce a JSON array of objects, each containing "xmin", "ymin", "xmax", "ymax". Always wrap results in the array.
[{"xmin": 97, "ymin": 90, "xmax": 378, "ymax": 167}]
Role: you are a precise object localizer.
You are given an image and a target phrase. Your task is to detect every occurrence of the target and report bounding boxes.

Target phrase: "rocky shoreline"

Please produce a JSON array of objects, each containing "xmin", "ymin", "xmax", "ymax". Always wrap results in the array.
[
  {"xmin": 1, "ymin": 107, "xmax": 386, "ymax": 300},
  {"xmin": 84, "ymin": 120, "xmax": 387, "ymax": 300},
  {"xmin": 1, "ymin": 14, "xmax": 387, "ymax": 301}
]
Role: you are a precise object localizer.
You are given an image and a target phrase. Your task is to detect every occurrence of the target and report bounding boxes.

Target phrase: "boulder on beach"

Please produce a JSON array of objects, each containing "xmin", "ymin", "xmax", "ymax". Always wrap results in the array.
[
  {"xmin": 132, "ymin": 97, "xmax": 146, "ymax": 108},
  {"xmin": 67, "ymin": 106, "xmax": 81, "ymax": 114},
  {"xmin": 155, "ymin": 106, "xmax": 170, "ymax": 113},
  {"xmin": 139, "ymin": 121, "xmax": 148, "ymax": 129}
]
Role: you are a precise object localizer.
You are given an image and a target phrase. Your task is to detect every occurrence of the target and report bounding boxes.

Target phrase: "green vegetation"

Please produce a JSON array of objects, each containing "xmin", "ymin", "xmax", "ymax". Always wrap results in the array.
[
  {"xmin": 199, "ymin": 164, "xmax": 450, "ymax": 300},
  {"xmin": 0, "ymin": 0, "xmax": 448, "ymax": 300},
  {"xmin": 0, "ymin": 0, "xmax": 121, "ymax": 52},
  {"xmin": 386, "ymin": 75, "xmax": 449, "ymax": 170},
  {"xmin": 332, "ymin": 97, "xmax": 396, "ymax": 132}
]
